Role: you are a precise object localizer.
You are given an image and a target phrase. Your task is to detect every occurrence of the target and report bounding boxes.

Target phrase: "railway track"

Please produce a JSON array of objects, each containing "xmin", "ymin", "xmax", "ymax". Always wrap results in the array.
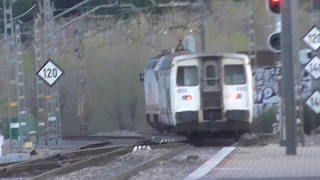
[
  {"xmin": 30, "ymin": 142, "xmax": 185, "ymax": 180},
  {"xmin": 109, "ymin": 143, "xmax": 190, "ymax": 180},
  {"xmin": 62, "ymin": 135, "xmax": 147, "ymax": 141},
  {"xmin": 0, "ymin": 135, "xmax": 186, "ymax": 180},
  {"xmin": 0, "ymin": 132, "xmax": 243, "ymax": 179}
]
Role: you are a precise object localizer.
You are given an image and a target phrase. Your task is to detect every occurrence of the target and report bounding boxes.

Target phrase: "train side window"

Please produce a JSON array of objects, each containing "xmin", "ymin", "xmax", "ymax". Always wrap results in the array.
[
  {"xmin": 151, "ymin": 61, "xmax": 158, "ymax": 69},
  {"xmin": 206, "ymin": 65, "xmax": 216, "ymax": 86},
  {"xmin": 145, "ymin": 61, "xmax": 153, "ymax": 71},
  {"xmin": 224, "ymin": 65, "xmax": 246, "ymax": 85},
  {"xmin": 177, "ymin": 66, "xmax": 198, "ymax": 86},
  {"xmin": 159, "ymin": 59, "xmax": 173, "ymax": 70}
]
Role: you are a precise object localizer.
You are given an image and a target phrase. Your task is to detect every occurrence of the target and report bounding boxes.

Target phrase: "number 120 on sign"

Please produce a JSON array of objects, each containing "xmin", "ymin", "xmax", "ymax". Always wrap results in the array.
[
  {"xmin": 36, "ymin": 59, "xmax": 64, "ymax": 87},
  {"xmin": 43, "ymin": 68, "xmax": 58, "ymax": 78}
]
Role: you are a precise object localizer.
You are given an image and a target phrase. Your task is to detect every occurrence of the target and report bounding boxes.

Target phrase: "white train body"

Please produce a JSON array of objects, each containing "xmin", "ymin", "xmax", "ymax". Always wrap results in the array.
[
  {"xmin": 143, "ymin": 52, "xmax": 253, "ymax": 134},
  {"xmin": 144, "ymin": 59, "xmax": 160, "ymax": 117}
]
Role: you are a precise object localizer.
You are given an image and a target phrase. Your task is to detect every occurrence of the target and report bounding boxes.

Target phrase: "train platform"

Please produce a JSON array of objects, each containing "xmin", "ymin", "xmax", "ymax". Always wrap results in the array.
[{"xmin": 187, "ymin": 145, "xmax": 320, "ymax": 180}]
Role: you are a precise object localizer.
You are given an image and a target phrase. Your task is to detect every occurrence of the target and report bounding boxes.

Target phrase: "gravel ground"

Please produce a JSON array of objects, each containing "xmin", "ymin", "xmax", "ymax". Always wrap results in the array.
[
  {"xmin": 50, "ymin": 148, "xmax": 171, "ymax": 180},
  {"xmin": 36, "ymin": 139, "xmax": 101, "ymax": 149},
  {"xmin": 259, "ymin": 134, "xmax": 320, "ymax": 147},
  {"xmin": 128, "ymin": 147, "xmax": 220, "ymax": 180},
  {"xmin": 91, "ymin": 130, "xmax": 142, "ymax": 136},
  {"xmin": 1, "ymin": 139, "xmax": 22, "ymax": 155},
  {"xmin": 305, "ymin": 134, "xmax": 320, "ymax": 147}
]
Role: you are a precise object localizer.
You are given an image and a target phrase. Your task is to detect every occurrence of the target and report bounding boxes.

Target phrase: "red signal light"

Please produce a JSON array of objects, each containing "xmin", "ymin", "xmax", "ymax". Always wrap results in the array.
[
  {"xmin": 268, "ymin": 0, "xmax": 281, "ymax": 15},
  {"xmin": 182, "ymin": 95, "xmax": 192, "ymax": 101},
  {"xmin": 230, "ymin": 93, "xmax": 241, "ymax": 99}
]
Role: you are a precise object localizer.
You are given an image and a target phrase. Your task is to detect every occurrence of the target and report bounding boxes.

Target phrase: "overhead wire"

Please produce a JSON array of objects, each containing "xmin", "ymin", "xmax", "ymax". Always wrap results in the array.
[
  {"xmin": 0, "ymin": 4, "xmax": 36, "ymax": 21},
  {"xmin": 20, "ymin": 0, "xmax": 210, "ymax": 55}
]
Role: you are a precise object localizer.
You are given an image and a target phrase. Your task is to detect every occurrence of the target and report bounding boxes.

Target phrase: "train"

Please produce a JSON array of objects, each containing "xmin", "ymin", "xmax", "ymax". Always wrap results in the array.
[{"xmin": 141, "ymin": 48, "xmax": 254, "ymax": 136}]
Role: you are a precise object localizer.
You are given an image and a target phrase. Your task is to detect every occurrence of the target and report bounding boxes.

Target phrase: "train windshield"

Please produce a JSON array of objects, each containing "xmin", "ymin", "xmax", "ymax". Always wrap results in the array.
[
  {"xmin": 224, "ymin": 65, "xmax": 246, "ymax": 85},
  {"xmin": 145, "ymin": 60, "xmax": 158, "ymax": 71},
  {"xmin": 177, "ymin": 66, "xmax": 198, "ymax": 86}
]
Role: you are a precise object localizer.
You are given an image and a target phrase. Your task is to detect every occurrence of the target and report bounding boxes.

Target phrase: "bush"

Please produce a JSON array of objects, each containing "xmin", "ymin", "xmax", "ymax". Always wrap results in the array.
[
  {"xmin": 258, "ymin": 106, "xmax": 278, "ymax": 133},
  {"xmin": 303, "ymin": 104, "xmax": 319, "ymax": 135}
]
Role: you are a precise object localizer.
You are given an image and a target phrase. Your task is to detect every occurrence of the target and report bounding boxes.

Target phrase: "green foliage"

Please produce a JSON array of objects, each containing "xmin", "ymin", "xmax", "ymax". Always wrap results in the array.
[
  {"xmin": 303, "ymin": 104, "xmax": 320, "ymax": 135},
  {"xmin": 1, "ymin": 0, "xmax": 301, "ymax": 134},
  {"xmin": 258, "ymin": 106, "xmax": 278, "ymax": 133}
]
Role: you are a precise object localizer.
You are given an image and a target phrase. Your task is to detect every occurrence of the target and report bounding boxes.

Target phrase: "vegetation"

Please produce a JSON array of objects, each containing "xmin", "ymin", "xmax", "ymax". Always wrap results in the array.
[{"xmin": 0, "ymin": 0, "xmax": 319, "ymax": 136}]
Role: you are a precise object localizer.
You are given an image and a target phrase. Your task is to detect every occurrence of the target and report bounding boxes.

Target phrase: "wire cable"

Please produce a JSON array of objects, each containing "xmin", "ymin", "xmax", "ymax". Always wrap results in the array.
[{"xmin": 0, "ymin": 4, "xmax": 36, "ymax": 21}]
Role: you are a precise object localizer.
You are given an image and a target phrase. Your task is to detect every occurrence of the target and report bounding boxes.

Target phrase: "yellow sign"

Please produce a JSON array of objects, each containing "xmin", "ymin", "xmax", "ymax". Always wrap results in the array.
[
  {"xmin": 10, "ymin": 81, "xmax": 15, "ymax": 86},
  {"xmin": 24, "ymin": 142, "xmax": 33, "ymax": 149},
  {"xmin": 38, "ymin": 108, "xmax": 44, "ymax": 112},
  {"xmin": 45, "ymin": 96, "xmax": 51, "ymax": 99},
  {"xmin": 10, "ymin": 102, "xmax": 17, "ymax": 107}
]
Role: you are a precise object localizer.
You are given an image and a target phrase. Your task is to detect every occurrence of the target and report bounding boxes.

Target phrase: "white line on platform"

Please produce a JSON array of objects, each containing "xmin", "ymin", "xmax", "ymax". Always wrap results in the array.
[{"xmin": 183, "ymin": 147, "xmax": 236, "ymax": 180}]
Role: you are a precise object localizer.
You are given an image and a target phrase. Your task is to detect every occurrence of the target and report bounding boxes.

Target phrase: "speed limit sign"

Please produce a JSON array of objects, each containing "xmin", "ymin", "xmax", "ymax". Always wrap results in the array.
[
  {"xmin": 306, "ymin": 91, "xmax": 320, "ymax": 114},
  {"xmin": 36, "ymin": 59, "xmax": 65, "ymax": 87}
]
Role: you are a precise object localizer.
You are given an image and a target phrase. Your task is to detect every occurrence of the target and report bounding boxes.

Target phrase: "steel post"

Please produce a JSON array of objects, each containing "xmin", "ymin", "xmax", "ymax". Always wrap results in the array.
[{"xmin": 281, "ymin": 0, "xmax": 298, "ymax": 155}]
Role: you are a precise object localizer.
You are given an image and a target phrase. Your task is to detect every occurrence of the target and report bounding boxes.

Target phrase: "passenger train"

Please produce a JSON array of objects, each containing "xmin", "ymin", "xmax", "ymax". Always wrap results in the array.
[{"xmin": 142, "ymin": 49, "xmax": 254, "ymax": 136}]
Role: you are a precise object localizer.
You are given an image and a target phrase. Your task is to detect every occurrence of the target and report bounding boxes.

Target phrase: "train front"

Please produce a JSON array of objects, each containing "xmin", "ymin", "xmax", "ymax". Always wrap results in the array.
[
  {"xmin": 220, "ymin": 54, "xmax": 253, "ymax": 133},
  {"xmin": 171, "ymin": 54, "xmax": 253, "ymax": 134}
]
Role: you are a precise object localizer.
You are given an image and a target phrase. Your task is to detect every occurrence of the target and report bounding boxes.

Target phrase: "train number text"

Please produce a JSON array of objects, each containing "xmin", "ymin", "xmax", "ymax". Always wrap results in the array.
[
  {"xmin": 177, "ymin": 88, "xmax": 187, "ymax": 93},
  {"xmin": 236, "ymin": 86, "xmax": 247, "ymax": 91}
]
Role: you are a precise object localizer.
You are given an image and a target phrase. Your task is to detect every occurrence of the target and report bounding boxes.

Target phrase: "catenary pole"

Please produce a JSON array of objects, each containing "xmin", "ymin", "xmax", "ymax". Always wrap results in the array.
[{"xmin": 281, "ymin": 0, "xmax": 297, "ymax": 155}]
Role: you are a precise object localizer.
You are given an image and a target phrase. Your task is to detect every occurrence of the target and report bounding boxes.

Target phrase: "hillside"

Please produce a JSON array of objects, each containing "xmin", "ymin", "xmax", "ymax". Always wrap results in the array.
[{"xmin": 0, "ymin": 0, "xmax": 317, "ymax": 135}]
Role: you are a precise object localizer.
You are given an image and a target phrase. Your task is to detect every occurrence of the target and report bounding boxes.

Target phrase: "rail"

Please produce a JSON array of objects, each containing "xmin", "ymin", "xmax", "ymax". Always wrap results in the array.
[
  {"xmin": 109, "ymin": 143, "xmax": 190, "ymax": 180},
  {"xmin": 30, "ymin": 142, "xmax": 185, "ymax": 180}
]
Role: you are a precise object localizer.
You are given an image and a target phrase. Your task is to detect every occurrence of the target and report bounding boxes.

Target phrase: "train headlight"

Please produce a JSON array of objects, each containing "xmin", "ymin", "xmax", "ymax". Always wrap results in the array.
[
  {"xmin": 230, "ymin": 93, "xmax": 241, "ymax": 99},
  {"xmin": 182, "ymin": 95, "xmax": 192, "ymax": 101}
]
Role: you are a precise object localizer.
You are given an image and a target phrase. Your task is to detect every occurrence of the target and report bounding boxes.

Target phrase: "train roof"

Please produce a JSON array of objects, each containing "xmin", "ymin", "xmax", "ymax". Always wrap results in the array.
[
  {"xmin": 150, "ymin": 49, "xmax": 176, "ymax": 60},
  {"xmin": 172, "ymin": 52, "xmax": 250, "ymax": 63},
  {"xmin": 160, "ymin": 51, "xmax": 193, "ymax": 60}
]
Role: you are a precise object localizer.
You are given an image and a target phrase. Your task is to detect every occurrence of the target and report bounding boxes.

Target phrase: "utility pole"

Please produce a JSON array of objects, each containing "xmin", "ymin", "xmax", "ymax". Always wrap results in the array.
[
  {"xmin": 200, "ymin": 21, "xmax": 205, "ymax": 53},
  {"xmin": 292, "ymin": 0, "xmax": 305, "ymax": 147},
  {"xmin": 273, "ymin": 15, "xmax": 286, "ymax": 146},
  {"xmin": 200, "ymin": 1, "xmax": 206, "ymax": 53},
  {"xmin": 248, "ymin": 0, "xmax": 258, "ymax": 121},
  {"xmin": 3, "ymin": 0, "xmax": 26, "ymax": 153},
  {"xmin": 43, "ymin": 0, "xmax": 61, "ymax": 145},
  {"xmin": 152, "ymin": 15, "xmax": 158, "ymax": 54},
  {"xmin": 74, "ymin": 25, "xmax": 88, "ymax": 132},
  {"xmin": 310, "ymin": 0, "xmax": 319, "ymax": 138},
  {"xmin": 281, "ymin": 0, "xmax": 298, "ymax": 155},
  {"xmin": 34, "ymin": 13, "xmax": 44, "ymax": 147},
  {"xmin": 35, "ymin": 0, "xmax": 61, "ymax": 147},
  {"xmin": 34, "ymin": 0, "xmax": 49, "ymax": 147},
  {"xmin": 15, "ymin": 23, "xmax": 27, "ymax": 151}
]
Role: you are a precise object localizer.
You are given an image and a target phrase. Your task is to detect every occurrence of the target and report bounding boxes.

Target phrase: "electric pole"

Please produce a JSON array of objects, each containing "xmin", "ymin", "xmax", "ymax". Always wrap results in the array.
[
  {"xmin": 248, "ymin": 0, "xmax": 258, "ymax": 121},
  {"xmin": 35, "ymin": 0, "xmax": 61, "ymax": 146},
  {"xmin": 43, "ymin": 0, "xmax": 61, "ymax": 145},
  {"xmin": 74, "ymin": 25, "xmax": 88, "ymax": 132},
  {"xmin": 281, "ymin": 0, "xmax": 298, "ymax": 155},
  {"xmin": 3, "ymin": 0, "xmax": 27, "ymax": 153}
]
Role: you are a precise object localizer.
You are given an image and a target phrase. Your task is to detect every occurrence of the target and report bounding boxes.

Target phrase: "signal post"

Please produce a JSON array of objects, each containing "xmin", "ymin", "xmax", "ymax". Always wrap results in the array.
[
  {"xmin": 266, "ymin": 0, "xmax": 286, "ymax": 146},
  {"xmin": 267, "ymin": 0, "xmax": 302, "ymax": 155}
]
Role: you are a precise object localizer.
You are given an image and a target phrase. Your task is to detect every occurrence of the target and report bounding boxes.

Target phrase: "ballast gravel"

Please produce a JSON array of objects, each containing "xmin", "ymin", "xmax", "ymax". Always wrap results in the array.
[
  {"xmin": 91, "ymin": 130, "xmax": 142, "ymax": 137},
  {"xmin": 305, "ymin": 134, "xmax": 320, "ymax": 147},
  {"xmin": 51, "ymin": 148, "xmax": 171, "ymax": 180},
  {"xmin": 128, "ymin": 147, "xmax": 220, "ymax": 180}
]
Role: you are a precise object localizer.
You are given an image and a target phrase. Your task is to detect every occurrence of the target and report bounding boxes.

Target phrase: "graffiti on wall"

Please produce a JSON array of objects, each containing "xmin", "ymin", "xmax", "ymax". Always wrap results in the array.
[
  {"xmin": 253, "ymin": 67, "xmax": 281, "ymax": 118},
  {"xmin": 253, "ymin": 66, "xmax": 312, "ymax": 134}
]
